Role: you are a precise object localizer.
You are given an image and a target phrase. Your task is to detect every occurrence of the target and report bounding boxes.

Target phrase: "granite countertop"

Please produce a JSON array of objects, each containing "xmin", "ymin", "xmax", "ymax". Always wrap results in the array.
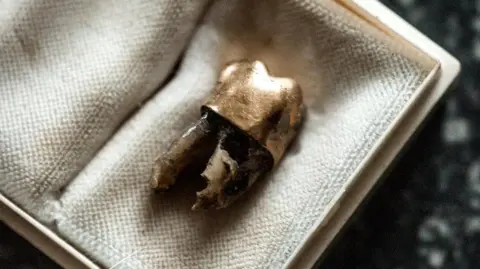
[{"xmin": 1, "ymin": 0, "xmax": 478, "ymax": 268}]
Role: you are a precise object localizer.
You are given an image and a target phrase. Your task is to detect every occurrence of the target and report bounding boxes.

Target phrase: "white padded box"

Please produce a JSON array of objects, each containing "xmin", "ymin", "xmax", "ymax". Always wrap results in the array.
[{"xmin": 0, "ymin": 1, "xmax": 460, "ymax": 268}]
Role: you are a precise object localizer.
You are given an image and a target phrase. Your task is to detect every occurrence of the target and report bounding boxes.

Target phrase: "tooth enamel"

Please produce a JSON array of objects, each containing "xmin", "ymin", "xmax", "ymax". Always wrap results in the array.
[{"xmin": 151, "ymin": 60, "xmax": 304, "ymax": 211}]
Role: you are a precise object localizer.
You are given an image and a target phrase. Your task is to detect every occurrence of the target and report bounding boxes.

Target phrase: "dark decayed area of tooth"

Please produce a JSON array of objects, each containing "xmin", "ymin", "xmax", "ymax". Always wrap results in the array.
[
  {"xmin": 152, "ymin": 107, "xmax": 275, "ymax": 209},
  {"xmin": 192, "ymin": 117, "xmax": 274, "ymax": 209},
  {"xmin": 217, "ymin": 125, "xmax": 273, "ymax": 197}
]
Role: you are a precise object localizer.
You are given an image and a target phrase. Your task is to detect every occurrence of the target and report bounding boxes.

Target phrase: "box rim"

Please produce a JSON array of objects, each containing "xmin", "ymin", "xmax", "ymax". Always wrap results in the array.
[
  {"xmin": 0, "ymin": 194, "xmax": 102, "ymax": 269},
  {"xmin": 283, "ymin": 1, "xmax": 461, "ymax": 268}
]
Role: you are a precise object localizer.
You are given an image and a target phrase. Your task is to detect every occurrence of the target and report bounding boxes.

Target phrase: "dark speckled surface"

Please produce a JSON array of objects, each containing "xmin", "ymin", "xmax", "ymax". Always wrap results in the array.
[
  {"xmin": 0, "ymin": 1, "xmax": 477, "ymax": 268},
  {"xmin": 321, "ymin": 0, "xmax": 480, "ymax": 268}
]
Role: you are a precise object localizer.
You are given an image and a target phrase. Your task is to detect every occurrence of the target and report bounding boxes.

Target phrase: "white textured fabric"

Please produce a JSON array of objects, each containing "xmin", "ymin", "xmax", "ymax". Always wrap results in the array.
[
  {"xmin": 0, "ymin": 0, "xmax": 436, "ymax": 268},
  {"xmin": 0, "ymin": 0, "xmax": 210, "ymax": 216}
]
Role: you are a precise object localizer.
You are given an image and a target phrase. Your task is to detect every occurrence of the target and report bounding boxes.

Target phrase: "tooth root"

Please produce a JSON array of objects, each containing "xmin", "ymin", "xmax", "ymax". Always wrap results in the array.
[
  {"xmin": 192, "ymin": 189, "xmax": 218, "ymax": 211},
  {"xmin": 193, "ymin": 176, "xmax": 222, "ymax": 211},
  {"xmin": 193, "ymin": 139, "xmax": 239, "ymax": 210},
  {"xmin": 150, "ymin": 115, "xmax": 215, "ymax": 190}
]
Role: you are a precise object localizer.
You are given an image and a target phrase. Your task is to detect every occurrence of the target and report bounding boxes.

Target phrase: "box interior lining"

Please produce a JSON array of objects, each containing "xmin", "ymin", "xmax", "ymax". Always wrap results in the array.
[{"xmin": 0, "ymin": 1, "xmax": 440, "ymax": 268}]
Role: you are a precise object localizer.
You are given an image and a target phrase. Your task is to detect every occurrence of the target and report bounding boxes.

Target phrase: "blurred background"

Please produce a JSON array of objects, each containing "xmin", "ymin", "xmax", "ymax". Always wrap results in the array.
[{"xmin": 1, "ymin": 0, "xmax": 479, "ymax": 268}]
